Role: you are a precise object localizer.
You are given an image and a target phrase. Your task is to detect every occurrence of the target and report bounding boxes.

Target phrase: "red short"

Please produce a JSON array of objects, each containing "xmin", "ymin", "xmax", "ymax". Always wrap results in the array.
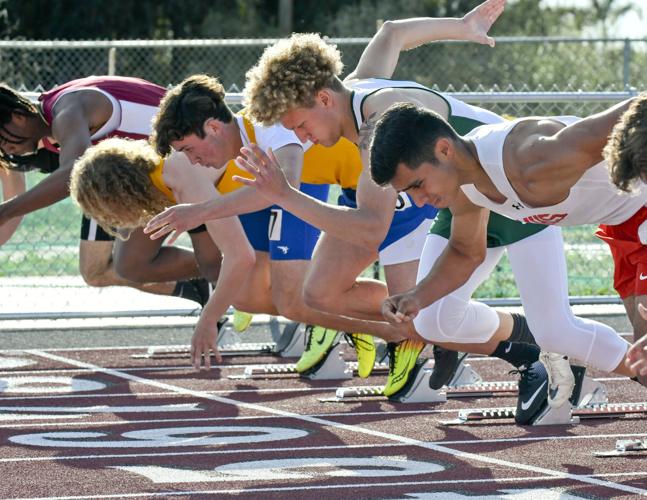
[{"xmin": 596, "ymin": 205, "xmax": 647, "ymax": 299}]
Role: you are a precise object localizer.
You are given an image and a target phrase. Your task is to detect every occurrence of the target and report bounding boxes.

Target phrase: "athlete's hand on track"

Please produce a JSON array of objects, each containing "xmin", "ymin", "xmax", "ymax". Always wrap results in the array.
[
  {"xmin": 382, "ymin": 291, "xmax": 422, "ymax": 324},
  {"xmin": 463, "ymin": 0, "xmax": 505, "ymax": 48},
  {"xmin": 191, "ymin": 319, "xmax": 222, "ymax": 370},
  {"xmin": 233, "ymin": 144, "xmax": 292, "ymax": 204},
  {"xmin": 144, "ymin": 203, "xmax": 206, "ymax": 244}
]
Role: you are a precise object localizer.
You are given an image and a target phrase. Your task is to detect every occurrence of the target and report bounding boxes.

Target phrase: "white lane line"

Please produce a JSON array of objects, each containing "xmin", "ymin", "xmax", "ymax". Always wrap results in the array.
[
  {"xmin": 0, "ymin": 386, "xmax": 338, "ymax": 401},
  {"xmin": 0, "ymin": 476, "xmax": 601, "ymax": 500},
  {"xmin": 25, "ymin": 349, "xmax": 647, "ymax": 496},
  {"xmin": 1, "ymin": 432, "xmax": 645, "ymax": 463},
  {"xmin": 0, "ymin": 363, "xmax": 272, "ymax": 376}
]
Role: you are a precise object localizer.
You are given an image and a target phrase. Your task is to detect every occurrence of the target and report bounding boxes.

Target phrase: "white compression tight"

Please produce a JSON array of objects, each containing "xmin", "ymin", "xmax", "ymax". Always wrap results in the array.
[{"xmin": 413, "ymin": 226, "xmax": 628, "ymax": 373}]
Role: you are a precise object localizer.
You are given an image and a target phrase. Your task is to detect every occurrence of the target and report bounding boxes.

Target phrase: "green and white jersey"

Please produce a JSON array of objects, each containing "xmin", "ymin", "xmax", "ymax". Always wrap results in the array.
[{"xmin": 347, "ymin": 78, "xmax": 546, "ymax": 248}]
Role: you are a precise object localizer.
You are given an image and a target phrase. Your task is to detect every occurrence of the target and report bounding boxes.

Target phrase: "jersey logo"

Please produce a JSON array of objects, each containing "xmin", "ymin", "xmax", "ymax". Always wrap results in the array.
[
  {"xmin": 511, "ymin": 202, "xmax": 525, "ymax": 210},
  {"xmin": 395, "ymin": 193, "xmax": 413, "ymax": 211},
  {"xmin": 522, "ymin": 213, "xmax": 567, "ymax": 225}
]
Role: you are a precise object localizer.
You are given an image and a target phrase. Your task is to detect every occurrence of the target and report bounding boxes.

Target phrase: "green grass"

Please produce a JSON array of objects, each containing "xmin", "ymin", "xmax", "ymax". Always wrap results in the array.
[{"xmin": 2, "ymin": 173, "xmax": 614, "ymax": 297}]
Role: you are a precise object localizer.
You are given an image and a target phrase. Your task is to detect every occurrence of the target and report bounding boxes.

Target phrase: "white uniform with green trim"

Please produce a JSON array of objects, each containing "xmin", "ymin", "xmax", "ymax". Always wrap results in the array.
[{"xmin": 353, "ymin": 79, "xmax": 628, "ymax": 372}]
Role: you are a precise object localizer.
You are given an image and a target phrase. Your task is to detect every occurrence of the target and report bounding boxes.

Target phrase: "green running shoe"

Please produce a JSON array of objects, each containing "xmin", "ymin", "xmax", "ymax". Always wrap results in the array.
[
  {"xmin": 232, "ymin": 309, "xmax": 253, "ymax": 332},
  {"xmin": 345, "ymin": 333, "xmax": 376, "ymax": 378},
  {"xmin": 295, "ymin": 325, "xmax": 338, "ymax": 373},
  {"xmin": 383, "ymin": 339, "xmax": 425, "ymax": 397}
]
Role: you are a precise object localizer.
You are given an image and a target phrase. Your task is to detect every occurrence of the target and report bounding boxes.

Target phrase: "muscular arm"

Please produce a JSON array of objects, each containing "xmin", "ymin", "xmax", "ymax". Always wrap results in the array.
[
  {"xmin": 347, "ymin": 0, "xmax": 504, "ymax": 80},
  {"xmin": 0, "ymin": 168, "xmax": 26, "ymax": 244},
  {"xmin": 167, "ymin": 156, "xmax": 255, "ymax": 368},
  {"xmin": 0, "ymin": 94, "xmax": 99, "ymax": 220},
  {"xmin": 413, "ymin": 193, "xmax": 489, "ymax": 306},
  {"xmin": 521, "ymin": 98, "xmax": 636, "ymax": 183},
  {"xmin": 382, "ymin": 191, "xmax": 488, "ymax": 323},
  {"xmin": 194, "ymin": 143, "xmax": 304, "ymax": 219}
]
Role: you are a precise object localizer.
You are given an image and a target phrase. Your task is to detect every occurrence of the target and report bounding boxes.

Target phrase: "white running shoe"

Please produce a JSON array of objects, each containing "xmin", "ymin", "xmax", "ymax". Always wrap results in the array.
[{"xmin": 539, "ymin": 351, "xmax": 575, "ymax": 408}]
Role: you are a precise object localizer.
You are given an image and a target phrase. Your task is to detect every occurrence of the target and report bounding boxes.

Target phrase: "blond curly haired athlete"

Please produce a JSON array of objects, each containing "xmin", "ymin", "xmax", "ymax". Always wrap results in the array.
[
  {"xmin": 71, "ymin": 138, "xmax": 255, "ymax": 369},
  {"xmin": 71, "ymin": 138, "xmax": 168, "ymax": 235}
]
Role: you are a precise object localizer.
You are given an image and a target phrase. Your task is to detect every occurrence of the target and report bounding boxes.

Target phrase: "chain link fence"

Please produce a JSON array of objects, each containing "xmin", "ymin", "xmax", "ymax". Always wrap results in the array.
[{"xmin": 1, "ymin": 37, "xmax": 644, "ymax": 317}]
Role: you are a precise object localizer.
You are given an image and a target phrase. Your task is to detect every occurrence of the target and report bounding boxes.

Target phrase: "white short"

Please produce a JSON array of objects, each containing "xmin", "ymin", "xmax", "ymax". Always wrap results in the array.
[{"xmin": 378, "ymin": 218, "xmax": 433, "ymax": 266}]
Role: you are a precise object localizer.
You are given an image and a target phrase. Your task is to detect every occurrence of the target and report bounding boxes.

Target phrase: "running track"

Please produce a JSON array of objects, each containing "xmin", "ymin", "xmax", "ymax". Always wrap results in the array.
[{"xmin": 0, "ymin": 339, "xmax": 646, "ymax": 499}]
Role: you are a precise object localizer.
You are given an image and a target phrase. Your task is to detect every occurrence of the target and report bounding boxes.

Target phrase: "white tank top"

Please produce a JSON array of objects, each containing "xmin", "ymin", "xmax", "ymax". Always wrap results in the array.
[
  {"xmin": 462, "ymin": 117, "xmax": 647, "ymax": 226},
  {"xmin": 348, "ymin": 78, "xmax": 503, "ymax": 134}
]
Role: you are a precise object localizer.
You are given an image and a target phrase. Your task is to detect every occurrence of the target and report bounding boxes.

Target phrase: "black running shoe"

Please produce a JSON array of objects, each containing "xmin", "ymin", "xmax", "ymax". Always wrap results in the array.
[
  {"xmin": 513, "ymin": 360, "xmax": 549, "ymax": 425},
  {"xmin": 190, "ymin": 278, "xmax": 213, "ymax": 307},
  {"xmin": 568, "ymin": 365, "xmax": 587, "ymax": 407},
  {"xmin": 428, "ymin": 346, "xmax": 460, "ymax": 390}
]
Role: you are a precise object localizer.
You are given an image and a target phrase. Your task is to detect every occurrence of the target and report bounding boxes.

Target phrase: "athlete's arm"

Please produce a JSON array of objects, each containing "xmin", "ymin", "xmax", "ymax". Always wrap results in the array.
[
  {"xmin": 167, "ymin": 154, "xmax": 256, "ymax": 369},
  {"xmin": 144, "ymin": 143, "xmax": 304, "ymax": 242},
  {"xmin": 519, "ymin": 98, "xmax": 637, "ymax": 185},
  {"xmin": 233, "ymin": 139, "xmax": 394, "ymax": 250},
  {"xmin": 0, "ymin": 92, "xmax": 108, "ymax": 221},
  {"xmin": 230, "ymin": 91, "xmax": 434, "ymax": 249},
  {"xmin": 347, "ymin": 0, "xmax": 504, "ymax": 80},
  {"xmin": 382, "ymin": 191, "xmax": 488, "ymax": 323},
  {"xmin": 0, "ymin": 168, "xmax": 26, "ymax": 245}
]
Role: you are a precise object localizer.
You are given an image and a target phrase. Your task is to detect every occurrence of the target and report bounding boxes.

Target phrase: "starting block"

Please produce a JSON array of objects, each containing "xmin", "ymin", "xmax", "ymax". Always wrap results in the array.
[
  {"xmin": 594, "ymin": 438, "xmax": 647, "ymax": 457},
  {"xmin": 229, "ymin": 343, "xmax": 391, "ymax": 381},
  {"xmin": 321, "ymin": 358, "xmax": 484, "ymax": 404},
  {"xmin": 441, "ymin": 373, "xmax": 647, "ymax": 426},
  {"xmin": 132, "ymin": 319, "xmax": 306, "ymax": 359}
]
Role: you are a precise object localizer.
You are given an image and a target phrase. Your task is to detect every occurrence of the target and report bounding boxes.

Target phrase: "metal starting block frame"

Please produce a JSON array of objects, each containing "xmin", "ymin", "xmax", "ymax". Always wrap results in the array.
[
  {"xmin": 441, "ymin": 375, "xmax": 646, "ymax": 426},
  {"xmin": 229, "ymin": 343, "xmax": 391, "ymax": 381},
  {"xmin": 320, "ymin": 359, "xmax": 484, "ymax": 404},
  {"xmin": 594, "ymin": 438, "xmax": 647, "ymax": 457},
  {"xmin": 132, "ymin": 320, "xmax": 306, "ymax": 359}
]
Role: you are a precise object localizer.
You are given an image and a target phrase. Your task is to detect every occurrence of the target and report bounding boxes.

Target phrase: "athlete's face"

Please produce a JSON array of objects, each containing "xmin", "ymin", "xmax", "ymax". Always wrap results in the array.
[
  {"xmin": 390, "ymin": 161, "xmax": 460, "ymax": 209},
  {"xmin": 172, "ymin": 119, "xmax": 241, "ymax": 169},
  {"xmin": 281, "ymin": 102, "xmax": 342, "ymax": 147},
  {"xmin": 171, "ymin": 132, "xmax": 229, "ymax": 169},
  {"xmin": 0, "ymin": 114, "xmax": 40, "ymax": 156}
]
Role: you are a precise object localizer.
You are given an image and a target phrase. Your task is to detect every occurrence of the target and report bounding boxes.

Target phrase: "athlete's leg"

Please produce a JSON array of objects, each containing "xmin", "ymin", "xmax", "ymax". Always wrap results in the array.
[
  {"xmin": 232, "ymin": 250, "xmax": 279, "ymax": 315},
  {"xmin": 79, "ymin": 216, "xmax": 176, "ymax": 294},
  {"xmin": 113, "ymin": 227, "xmax": 201, "ymax": 283},
  {"xmin": 507, "ymin": 226, "xmax": 631, "ymax": 375},
  {"xmin": 188, "ymin": 228, "xmax": 222, "ymax": 284},
  {"xmin": 303, "ymin": 233, "xmax": 388, "ymax": 321},
  {"xmin": 623, "ymin": 295, "xmax": 647, "ymax": 346},
  {"xmin": 413, "ymin": 233, "xmax": 512, "ymax": 351},
  {"xmin": 271, "ymin": 258, "xmax": 406, "ymax": 341}
]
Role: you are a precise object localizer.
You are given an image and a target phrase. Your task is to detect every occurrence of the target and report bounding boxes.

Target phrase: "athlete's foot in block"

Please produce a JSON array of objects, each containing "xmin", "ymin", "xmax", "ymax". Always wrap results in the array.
[
  {"xmin": 232, "ymin": 309, "xmax": 254, "ymax": 332},
  {"xmin": 295, "ymin": 325, "xmax": 339, "ymax": 373},
  {"xmin": 539, "ymin": 351, "xmax": 575, "ymax": 408},
  {"xmin": 429, "ymin": 346, "xmax": 460, "ymax": 390},
  {"xmin": 345, "ymin": 333, "xmax": 376, "ymax": 378},
  {"xmin": 514, "ymin": 360, "xmax": 549, "ymax": 425},
  {"xmin": 383, "ymin": 339, "xmax": 425, "ymax": 397}
]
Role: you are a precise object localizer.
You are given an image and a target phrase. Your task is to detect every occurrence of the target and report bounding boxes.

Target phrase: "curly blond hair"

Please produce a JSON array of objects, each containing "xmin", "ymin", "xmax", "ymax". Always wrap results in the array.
[
  {"xmin": 605, "ymin": 94, "xmax": 647, "ymax": 192},
  {"xmin": 70, "ymin": 138, "xmax": 170, "ymax": 238},
  {"xmin": 244, "ymin": 33, "xmax": 344, "ymax": 125}
]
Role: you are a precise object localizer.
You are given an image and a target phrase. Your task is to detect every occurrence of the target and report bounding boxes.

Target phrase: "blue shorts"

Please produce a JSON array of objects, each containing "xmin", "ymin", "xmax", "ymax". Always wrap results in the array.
[
  {"xmin": 239, "ymin": 183, "xmax": 329, "ymax": 261},
  {"xmin": 338, "ymin": 188, "xmax": 438, "ymax": 251}
]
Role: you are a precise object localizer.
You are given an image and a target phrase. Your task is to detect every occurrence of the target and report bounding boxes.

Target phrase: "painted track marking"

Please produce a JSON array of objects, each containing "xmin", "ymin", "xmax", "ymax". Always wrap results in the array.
[{"xmin": 19, "ymin": 348, "xmax": 647, "ymax": 496}]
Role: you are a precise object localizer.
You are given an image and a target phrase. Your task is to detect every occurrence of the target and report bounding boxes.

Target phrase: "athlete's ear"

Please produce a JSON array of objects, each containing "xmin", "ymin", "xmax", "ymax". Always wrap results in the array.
[
  {"xmin": 435, "ymin": 137, "xmax": 453, "ymax": 161},
  {"xmin": 316, "ymin": 89, "xmax": 333, "ymax": 108},
  {"xmin": 203, "ymin": 118, "xmax": 220, "ymax": 136}
]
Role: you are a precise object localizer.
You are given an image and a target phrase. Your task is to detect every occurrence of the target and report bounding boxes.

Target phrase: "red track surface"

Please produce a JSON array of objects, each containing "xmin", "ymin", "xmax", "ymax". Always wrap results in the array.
[{"xmin": 0, "ymin": 344, "xmax": 646, "ymax": 499}]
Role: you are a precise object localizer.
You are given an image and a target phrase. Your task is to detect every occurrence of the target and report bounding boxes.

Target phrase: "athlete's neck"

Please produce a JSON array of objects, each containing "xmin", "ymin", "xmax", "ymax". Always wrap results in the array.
[{"xmin": 339, "ymin": 85, "xmax": 359, "ymax": 143}]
